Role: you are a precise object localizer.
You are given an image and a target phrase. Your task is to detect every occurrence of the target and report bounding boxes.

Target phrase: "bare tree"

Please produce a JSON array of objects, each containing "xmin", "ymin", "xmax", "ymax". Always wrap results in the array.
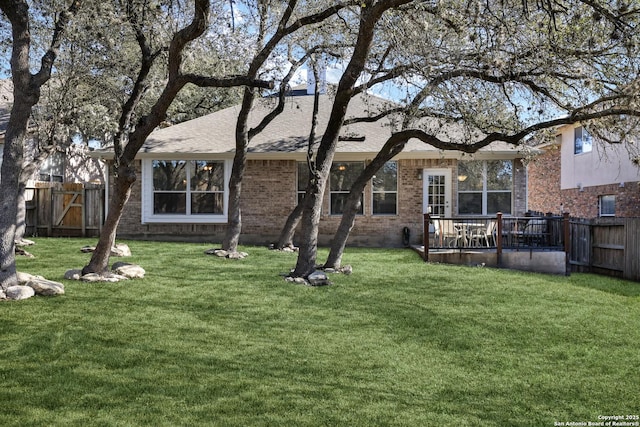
[
  {"xmin": 221, "ymin": 0, "xmax": 352, "ymax": 254},
  {"xmin": 291, "ymin": 0, "xmax": 640, "ymax": 277},
  {"xmin": 0, "ymin": 0, "xmax": 80, "ymax": 290},
  {"xmin": 81, "ymin": 0, "xmax": 273, "ymax": 275}
]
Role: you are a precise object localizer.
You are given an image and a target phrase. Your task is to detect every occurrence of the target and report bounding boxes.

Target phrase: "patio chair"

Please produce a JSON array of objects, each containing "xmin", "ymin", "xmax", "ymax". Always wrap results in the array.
[
  {"xmin": 434, "ymin": 218, "xmax": 465, "ymax": 248},
  {"xmin": 522, "ymin": 218, "xmax": 548, "ymax": 246},
  {"xmin": 470, "ymin": 220, "xmax": 497, "ymax": 247}
]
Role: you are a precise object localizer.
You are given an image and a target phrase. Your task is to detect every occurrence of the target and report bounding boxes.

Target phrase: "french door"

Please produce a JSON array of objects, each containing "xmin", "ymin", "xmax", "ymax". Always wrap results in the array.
[{"xmin": 422, "ymin": 168, "xmax": 452, "ymax": 217}]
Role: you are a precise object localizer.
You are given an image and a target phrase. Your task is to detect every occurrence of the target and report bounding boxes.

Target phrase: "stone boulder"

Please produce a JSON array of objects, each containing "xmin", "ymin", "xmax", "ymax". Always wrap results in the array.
[
  {"xmin": 17, "ymin": 272, "xmax": 65, "ymax": 296},
  {"xmin": 0, "ymin": 289, "xmax": 6, "ymax": 300},
  {"xmin": 80, "ymin": 243, "xmax": 132, "ymax": 257},
  {"xmin": 110, "ymin": 244, "xmax": 132, "ymax": 257},
  {"xmin": 64, "ymin": 269, "xmax": 82, "ymax": 280},
  {"xmin": 6, "ymin": 285, "xmax": 35, "ymax": 300},
  {"xmin": 80, "ymin": 272, "xmax": 128, "ymax": 283},
  {"xmin": 205, "ymin": 248, "xmax": 249, "ymax": 259},
  {"xmin": 112, "ymin": 262, "xmax": 145, "ymax": 279},
  {"xmin": 307, "ymin": 270, "xmax": 331, "ymax": 286}
]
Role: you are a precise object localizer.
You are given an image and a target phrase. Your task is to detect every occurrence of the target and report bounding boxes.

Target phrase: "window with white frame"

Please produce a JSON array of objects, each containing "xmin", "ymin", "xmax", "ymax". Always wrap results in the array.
[
  {"xmin": 598, "ymin": 195, "xmax": 615, "ymax": 217},
  {"xmin": 574, "ymin": 126, "xmax": 593, "ymax": 155},
  {"xmin": 143, "ymin": 159, "xmax": 228, "ymax": 223},
  {"xmin": 457, "ymin": 160, "xmax": 512, "ymax": 215},
  {"xmin": 372, "ymin": 161, "xmax": 397, "ymax": 215},
  {"xmin": 330, "ymin": 162, "xmax": 364, "ymax": 215}
]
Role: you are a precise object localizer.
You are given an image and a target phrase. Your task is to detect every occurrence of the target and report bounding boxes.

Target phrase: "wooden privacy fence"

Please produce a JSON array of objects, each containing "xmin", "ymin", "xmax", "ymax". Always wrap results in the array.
[
  {"xmin": 569, "ymin": 217, "xmax": 640, "ymax": 282},
  {"xmin": 25, "ymin": 182, "xmax": 105, "ymax": 237}
]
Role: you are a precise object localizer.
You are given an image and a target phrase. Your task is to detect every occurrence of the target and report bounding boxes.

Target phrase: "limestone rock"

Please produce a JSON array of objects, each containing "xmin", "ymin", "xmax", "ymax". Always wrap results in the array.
[
  {"xmin": 15, "ymin": 238, "xmax": 35, "ymax": 246},
  {"xmin": 17, "ymin": 271, "xmax": 44, "ymax": 284},
  {"xmin": 6, "ymin": 285, "xmax": 35, "ymax": 300},
  {"xmin": 81, "ymin": 272, "xmax": 129, "ymax": 283},
  {"xmin": 80, "ymin": 244, "xmax": 131, "ymax": 257},
  {"xmin": 307, "ymin": 270, "xmax": 331, "ymax": 286},
  {"xmin": 110, "ymin": 244, "xmax": 132, "ymax": 257},
  {"xmin": 0, "ymin": 289, "xmax": 6, "ymax": 300},
  {"xmin": 339, "ymin": 265, "xmax": 353, "ymax": 275},
  {"xmin": 205, "ymin": 249, "xmax": 248, "ymax": 259},
  {"xmin": 64, "ymin": 269, "xmax": 82, "ymax": 280},
  {"xmin": 26, "ymin": 278, "xmax": 65, "ymax": 296},
  {"xmin": 205, "ymin": 248, "xmax": 228, "ymax": 257},
  {"xmin": 15, "ymin": 247, "xmax": 34, "ymax": 258},
  {"xmin": 285, "ymin": 276, "xmax": 308, "ymax": 285},
  {"xmin": 112, "ymin": 262, "xmax": 145, "ymax": 279}
]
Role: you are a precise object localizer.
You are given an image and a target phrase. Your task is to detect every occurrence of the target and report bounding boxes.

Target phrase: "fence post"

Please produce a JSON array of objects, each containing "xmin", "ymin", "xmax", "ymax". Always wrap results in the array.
[
  {"xmin": 496, "ymin": 212, "xmax": 503, "ymax": 267},
  {"xmin": 563, "ymin": 212, "xmax": 571, "ymax": 276},
  {"xmin": 47, "ymin": 186, "xmax": 53, "ymax": 236},
  {"xmin": 423, "ymin": 213, "xmax": 430, "ymax": 262},
  {"xmin": 81, "ymin": 186, "xmax": 87, "ymax": 237}
]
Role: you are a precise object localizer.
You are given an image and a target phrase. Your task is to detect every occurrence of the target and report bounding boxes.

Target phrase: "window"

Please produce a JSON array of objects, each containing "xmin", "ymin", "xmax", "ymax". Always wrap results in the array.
[
  {"xmin": 39, "ymin": 152, "xmax": 65, "ymax": 182},
  {"xmin": 599, "ymin": 195, "xmax": 615, "ymax": 217},
  {"xmin": 330, "ymin": 162, "xmax": 364, "ymax": 215},
  {"xmin": 372, "ymin": 161, "xmax": 397, "ymax": 215},
  {"xmin": 574, "ymin": 126, "xmax": 593, "ymax": 155},
  {"xmin": 458, "ymin": 160, "xmax": 512, "ymax": 215},
  {"xmin": 143, "ymin": 159, "xmax": 228, "ymax": 223}
]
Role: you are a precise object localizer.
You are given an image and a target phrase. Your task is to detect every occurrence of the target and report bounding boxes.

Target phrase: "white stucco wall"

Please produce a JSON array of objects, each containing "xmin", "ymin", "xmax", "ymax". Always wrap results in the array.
[{"xmin": 559, "ymin": 125, "xmax": 640, "ymax": 190}]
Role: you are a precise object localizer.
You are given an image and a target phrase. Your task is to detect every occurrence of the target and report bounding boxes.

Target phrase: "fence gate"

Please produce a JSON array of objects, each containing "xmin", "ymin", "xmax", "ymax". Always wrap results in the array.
[
  {"xmin": 26, "ymin": 182, "xmax": 104, "ymax": 237},
  {"xmin": 569, "ymin": 217, "xmax": 640, "ymax": 282}
]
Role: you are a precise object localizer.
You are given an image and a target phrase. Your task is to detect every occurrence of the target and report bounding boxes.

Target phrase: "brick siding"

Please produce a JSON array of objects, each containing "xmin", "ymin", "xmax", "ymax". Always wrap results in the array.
[
  {"xmin": 115, "ymin": 157, "xmax": 528, "ymax": 247},
  {"xmin": 528, "ymin": 145, "xmax": 640, "ymax": 218}
]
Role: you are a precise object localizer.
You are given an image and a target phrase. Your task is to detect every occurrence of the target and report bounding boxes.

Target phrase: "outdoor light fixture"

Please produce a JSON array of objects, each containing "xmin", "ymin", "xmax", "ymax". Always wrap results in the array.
[
  {"xmin": 458, "ymin": 174, "xmax": 467, "ymax": 182},
  {"xmin": 417, "ymin": 171, "xmax": 423, "ymax": 180},
  {"xmin": 338, "ymin": 164, "xmax": 346, "ymax": 171}
]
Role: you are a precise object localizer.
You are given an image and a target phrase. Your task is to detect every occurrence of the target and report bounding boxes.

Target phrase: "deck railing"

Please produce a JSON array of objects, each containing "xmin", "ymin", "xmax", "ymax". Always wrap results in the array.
[{"xmin": 422, "ymin": 212, "xmax": 570, "ymax": 261}]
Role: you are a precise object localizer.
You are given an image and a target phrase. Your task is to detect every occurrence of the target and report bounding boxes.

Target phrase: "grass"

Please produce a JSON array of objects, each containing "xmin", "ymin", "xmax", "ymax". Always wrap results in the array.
[{"xmin": 2, "ymin": 238, "xmax": 640, "ymax": 426}]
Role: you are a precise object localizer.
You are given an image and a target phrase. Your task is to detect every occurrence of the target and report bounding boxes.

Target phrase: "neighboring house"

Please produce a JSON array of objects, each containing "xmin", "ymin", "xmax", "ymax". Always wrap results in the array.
[
  {"xmin": 0, "ymin": 79, "xmax": 104, "ymax": 184},
  {"xmin": 100, "ymin": 89, "xmax": 531, "ymax": 247},
  {"xmin": 528, "ymin": 124, "xmax": 640, "ymax": 218}
]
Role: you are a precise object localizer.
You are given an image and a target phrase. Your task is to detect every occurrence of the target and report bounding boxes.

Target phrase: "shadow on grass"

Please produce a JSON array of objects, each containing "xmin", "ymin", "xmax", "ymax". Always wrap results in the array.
[{"xmin": 568, "ymin": 273, "xmax": 640, "ymax": 297}]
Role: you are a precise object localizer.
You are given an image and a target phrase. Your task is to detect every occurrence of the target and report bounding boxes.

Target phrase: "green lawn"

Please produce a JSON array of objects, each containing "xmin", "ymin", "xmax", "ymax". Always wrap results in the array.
[{"xmin": 3, "ymin": 238, "xmax": 639, "ymax": 426}]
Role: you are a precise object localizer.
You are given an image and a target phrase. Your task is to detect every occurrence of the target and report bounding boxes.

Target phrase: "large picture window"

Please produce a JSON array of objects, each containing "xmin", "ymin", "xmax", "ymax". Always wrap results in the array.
[
  {"xmin": 372, "ymin": 161, "xmax": 397, "ymax": 215},
  {"xmin": 574, "ymin": 126, "xmax": 593, "ymax": 155},
  {"xmin": 143, "ymin": 159, "xmax": 228, "ymax": 223},
  {"xmin": 458, "ymin": 160, "xmax": 512, "ymax": 215},
  {"xmin": 330, "ymin": 162, "xmax": 364, "ymax": 215}
]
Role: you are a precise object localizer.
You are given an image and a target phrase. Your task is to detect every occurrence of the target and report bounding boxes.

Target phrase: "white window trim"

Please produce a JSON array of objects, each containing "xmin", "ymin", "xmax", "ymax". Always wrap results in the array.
[
  {"xmin": 458, "ymin": 160, "xmax": 513, "ymax": 216},
  {"xmin": 141, "ymin": 158, "xmax": 231, "ymax": 224}
]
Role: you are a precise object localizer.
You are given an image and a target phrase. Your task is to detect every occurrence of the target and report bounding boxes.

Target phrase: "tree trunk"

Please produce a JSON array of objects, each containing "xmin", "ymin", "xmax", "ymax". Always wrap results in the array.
[
  {"xmin": 0, "ymin": 124, "xmax": 26, "ymax": 290},
  {"xmin": 222, "ymin": 148, "xmax": 247, "ymax": 252},
  {"xmin": 291, "ymin": 4, "xmax": 392, "ymax": 278},
  {"xmin": 276, "ymin": 201, "xmax": 304, "ymax": 249},
  {"xmin": 0, "ymin": 2, "xmax": 36, "ymax": 289},
  {"xmin": 1, "ymin": 0, "xmax": 80, "ymax": 289},
  {"xmin": 82, "ymin": 165, "xmax": 136, "ymax": 275},
  {"xmin": 14, "ymin": 181, "xmax": 27, "ymax": 245},
  {"xmin": 324, "ymin": 135, "xmax": 407, "ymax": 269},
  {"xmin": 292, "ymin": 172, "xmax": 326, "ymax": 277}
]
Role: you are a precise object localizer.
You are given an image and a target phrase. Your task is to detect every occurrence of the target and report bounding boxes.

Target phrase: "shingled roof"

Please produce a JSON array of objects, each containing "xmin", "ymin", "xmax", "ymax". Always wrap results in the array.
[{"xmin": 135, "ymin": 90, "xmax": 528, "ymax": 160}]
